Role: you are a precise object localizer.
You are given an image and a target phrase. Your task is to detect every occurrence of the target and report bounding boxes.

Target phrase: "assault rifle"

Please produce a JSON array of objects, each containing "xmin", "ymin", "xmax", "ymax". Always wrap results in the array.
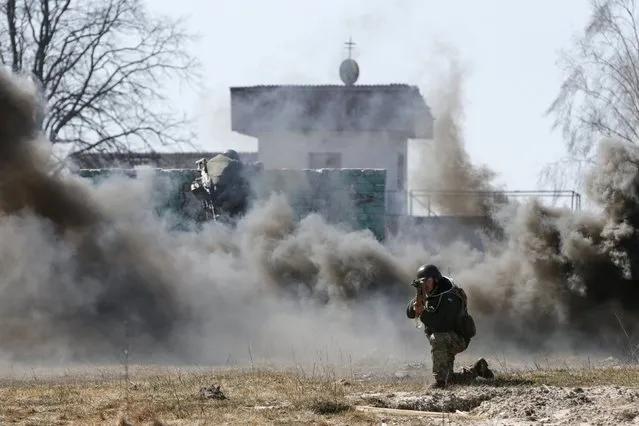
[
  {"xmin": 190, "ymin": 158, "xmax": 220, "ymax": 222},
  {"xmin": 411, "ymin": 277, "xmax": 426, "ymax": 329}
]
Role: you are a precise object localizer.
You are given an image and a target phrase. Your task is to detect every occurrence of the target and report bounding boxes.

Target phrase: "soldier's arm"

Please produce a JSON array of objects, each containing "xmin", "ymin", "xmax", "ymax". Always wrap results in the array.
[{"xmin": 406, "ymin": 299, "xmax": 417, "ymax": 319}]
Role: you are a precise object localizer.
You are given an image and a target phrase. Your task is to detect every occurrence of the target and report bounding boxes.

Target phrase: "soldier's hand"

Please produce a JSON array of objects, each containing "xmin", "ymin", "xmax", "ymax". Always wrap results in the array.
[{"xmin": 413, "ymin": 298, "xmax": 425, "ymax": 316}]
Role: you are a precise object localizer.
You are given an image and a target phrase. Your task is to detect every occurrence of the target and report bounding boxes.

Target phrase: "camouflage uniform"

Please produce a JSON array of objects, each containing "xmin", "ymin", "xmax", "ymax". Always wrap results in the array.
[
  {"xmin": 407, "ymin": 267, "xmax": 494, "ymax": 388},
  {"xmin": 192, "ymin": 150, "xmax": 252, "ymax": 223},
  {"xmin": 428, "ymin": 331, "xmax": 482, "ymax": 385},
  {"xmin": 212, "ymin": 158, "xmax": 249, "ymax": 219}
]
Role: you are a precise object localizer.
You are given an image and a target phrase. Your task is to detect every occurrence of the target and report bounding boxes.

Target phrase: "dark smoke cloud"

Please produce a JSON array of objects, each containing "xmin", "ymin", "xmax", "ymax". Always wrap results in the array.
[
  {"xmin": 1, "ymin": 55, "xmax": 638, "ymax": 369},
  {"xmin": 0, "ymin": 69, "xmax": 189, "ymax": 360},
  {"xmin": 0, "ymin": 67, "xmax": 420, "ymax": 365},
  {"xmin": 448, "ymin": 138, "xmax": 639, "ymax": 354},
  {"xmin": 409, "ymin": 51, "xmax": 639, "ymax": 355}
]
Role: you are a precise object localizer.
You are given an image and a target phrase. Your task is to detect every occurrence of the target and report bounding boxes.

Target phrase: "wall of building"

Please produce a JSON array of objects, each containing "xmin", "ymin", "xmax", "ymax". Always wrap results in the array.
[
  {"xmin": 256, "ymin": 131, "xmax": 408, "ymax": 215},
  {"xmin": 75, "ymin": 167, "xmax": 387, "ymax": 241}
]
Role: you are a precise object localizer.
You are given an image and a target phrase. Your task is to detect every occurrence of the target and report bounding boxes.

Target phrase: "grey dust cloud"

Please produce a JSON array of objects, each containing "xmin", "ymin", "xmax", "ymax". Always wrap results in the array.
[{"xmin": 0, "ymin": 54, "xmax": 637, "ymax": 372}]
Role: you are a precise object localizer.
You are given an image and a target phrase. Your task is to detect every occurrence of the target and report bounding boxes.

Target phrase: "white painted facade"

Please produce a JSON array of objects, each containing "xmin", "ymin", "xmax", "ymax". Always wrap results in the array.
[{"xmin": 255, "ymin": 131, "xmax": 409, "ymax": 215}]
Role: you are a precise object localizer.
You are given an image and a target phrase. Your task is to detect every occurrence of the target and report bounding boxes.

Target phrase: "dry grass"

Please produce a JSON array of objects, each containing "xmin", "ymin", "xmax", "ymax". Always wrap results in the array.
[
  {"xmin": 495, "ymin": 365, "xmax": 639, "ymax": 388},
  {"xmin": 0, "ymin": 363, "xmax": 637, "ymax": 425},
  {"xmin": 0, "ymin": 365, "xmax": 376, "ymax": 425}
]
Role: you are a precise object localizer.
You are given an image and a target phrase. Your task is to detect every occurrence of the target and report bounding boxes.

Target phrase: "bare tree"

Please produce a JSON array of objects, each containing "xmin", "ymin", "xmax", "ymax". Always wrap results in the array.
[
  {"xmin": 544, "ymin": 0, "xmax": 639, "ymax": 189},
  {"xmin": 0, "ymin": 0, "xmax": 200, "ymax": 159}
]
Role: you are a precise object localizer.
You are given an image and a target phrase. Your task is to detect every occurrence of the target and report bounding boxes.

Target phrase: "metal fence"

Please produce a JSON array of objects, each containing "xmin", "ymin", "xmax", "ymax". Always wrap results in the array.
[{"xmin": 384, "ymin": 189, "xmax": 582, "ymax": 217}]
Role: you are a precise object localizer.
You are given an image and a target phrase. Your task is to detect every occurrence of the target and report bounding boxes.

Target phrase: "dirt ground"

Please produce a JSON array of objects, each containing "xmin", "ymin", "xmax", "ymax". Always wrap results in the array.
[
  {"xmin": 352, "ymin": 381, "xmax": 639, "ymax": 425},
  {"xmin": 0, "ymin": 357, "xmax": 638, "ymax": 426}
]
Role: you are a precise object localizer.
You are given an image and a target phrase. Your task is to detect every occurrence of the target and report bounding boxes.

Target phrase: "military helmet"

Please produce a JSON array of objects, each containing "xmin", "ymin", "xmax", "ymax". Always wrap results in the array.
[
  {"xmin": 223, "ymin": 149, "xmax": 240, "ymax": 161},
  {"xmin": 416, "ymin": 264, "xmax": 442, "ymax": 280}
]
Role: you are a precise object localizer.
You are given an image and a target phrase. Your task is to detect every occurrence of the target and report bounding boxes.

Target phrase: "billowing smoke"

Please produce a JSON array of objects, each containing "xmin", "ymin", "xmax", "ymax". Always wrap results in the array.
[
  {"xmin": 0, "ymin": 67, "xmax": 420, "ymax": 365},
  {"xmin": 408, "ymin": 52, "xmax": 639, "ymax": 355},
  {"xmin": 1, "ymin": 55, "xmax": 639, "ymax": 370},
  {"xmin": 0, "ymin": 69, "xmax": 191, "ymax": 361},
  {"xmin": 453, "ymin": 145, "xmax": 639, "ymax": 355},
  {"xmin": 412, "ymin": 54, "xmax": 505, "ymax": 218}
]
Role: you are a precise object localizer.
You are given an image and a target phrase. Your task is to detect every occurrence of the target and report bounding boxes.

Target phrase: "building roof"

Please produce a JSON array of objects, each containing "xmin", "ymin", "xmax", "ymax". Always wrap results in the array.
[
  {"xmin": 69, "ymin": 151, "xmax": 258, "ymax": 169},
  {"xmin": 230, "ymin": 84, "xmax": 433, "ymax": 138}
]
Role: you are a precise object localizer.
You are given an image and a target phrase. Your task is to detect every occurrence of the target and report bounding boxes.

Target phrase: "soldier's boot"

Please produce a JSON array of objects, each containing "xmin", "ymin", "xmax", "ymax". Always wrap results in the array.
[
  {"xmin": 429, "ymin": 380, "xmax": 447, "ymax": 389},
  {"xmin": 473, "ymin": 358, "xmax": 494, "ymax": 379}
]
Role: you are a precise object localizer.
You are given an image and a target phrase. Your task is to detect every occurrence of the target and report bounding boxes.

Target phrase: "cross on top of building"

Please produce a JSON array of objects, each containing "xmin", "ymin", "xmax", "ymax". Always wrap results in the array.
[{"xmin": 344, "ymin": 36, "xmax": 356, "ymax": 58}]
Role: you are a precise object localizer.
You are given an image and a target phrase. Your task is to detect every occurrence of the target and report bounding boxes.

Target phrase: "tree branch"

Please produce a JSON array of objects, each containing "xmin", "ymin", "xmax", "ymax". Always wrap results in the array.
[
  {"xmin": 547, "ymin": 0, "xmax": 639, "ymax": 191},
  {"xmin": 0, "ymin": 0, "xmax": 201, "ymax": 159}
]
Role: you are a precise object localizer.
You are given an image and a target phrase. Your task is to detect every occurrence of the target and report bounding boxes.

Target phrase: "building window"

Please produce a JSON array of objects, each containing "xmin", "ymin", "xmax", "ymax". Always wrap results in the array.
[
  {"xmin": 309, "ymin": 152, "xmax": 342, "ymax": 169},
  {"xmin": 397, "ymin": 153, "xmax": 405, "ymax": 190}
]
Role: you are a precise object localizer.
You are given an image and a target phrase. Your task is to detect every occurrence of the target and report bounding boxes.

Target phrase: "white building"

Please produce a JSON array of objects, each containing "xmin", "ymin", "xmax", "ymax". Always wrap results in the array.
[{"xmin": 229, "ymin": 83, "xmax": 434, "ymax": 215}]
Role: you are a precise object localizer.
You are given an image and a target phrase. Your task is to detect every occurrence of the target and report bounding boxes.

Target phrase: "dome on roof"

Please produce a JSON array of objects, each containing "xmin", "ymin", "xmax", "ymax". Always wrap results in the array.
[{"xmin": 339, "ymin": 58, "xmax": 359, "ymax": 86}]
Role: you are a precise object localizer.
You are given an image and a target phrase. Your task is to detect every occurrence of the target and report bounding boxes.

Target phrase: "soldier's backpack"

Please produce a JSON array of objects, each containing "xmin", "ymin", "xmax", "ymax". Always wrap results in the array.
[{"xmin": 449, "ymin": 282, "xmax": 477, "ymax": 342}]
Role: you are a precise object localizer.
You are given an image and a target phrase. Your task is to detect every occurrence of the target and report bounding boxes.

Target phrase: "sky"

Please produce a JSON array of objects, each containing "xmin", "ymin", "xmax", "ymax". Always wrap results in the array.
[{"xmin": 149, "ymin": 0, "xmax": 593, "ymax": 194}]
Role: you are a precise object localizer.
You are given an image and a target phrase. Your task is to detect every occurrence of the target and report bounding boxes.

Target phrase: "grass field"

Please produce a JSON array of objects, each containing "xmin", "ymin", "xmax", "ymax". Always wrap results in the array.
[{"xmin": 1, "ymin": 363, "xmax": 638, "ymax": 425}]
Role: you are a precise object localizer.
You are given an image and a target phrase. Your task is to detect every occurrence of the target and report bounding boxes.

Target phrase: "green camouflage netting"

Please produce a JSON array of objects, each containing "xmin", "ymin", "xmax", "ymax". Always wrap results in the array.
[{"xmin": 76, "ymin": 167, "xmax": 386, "ymax": 240}]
